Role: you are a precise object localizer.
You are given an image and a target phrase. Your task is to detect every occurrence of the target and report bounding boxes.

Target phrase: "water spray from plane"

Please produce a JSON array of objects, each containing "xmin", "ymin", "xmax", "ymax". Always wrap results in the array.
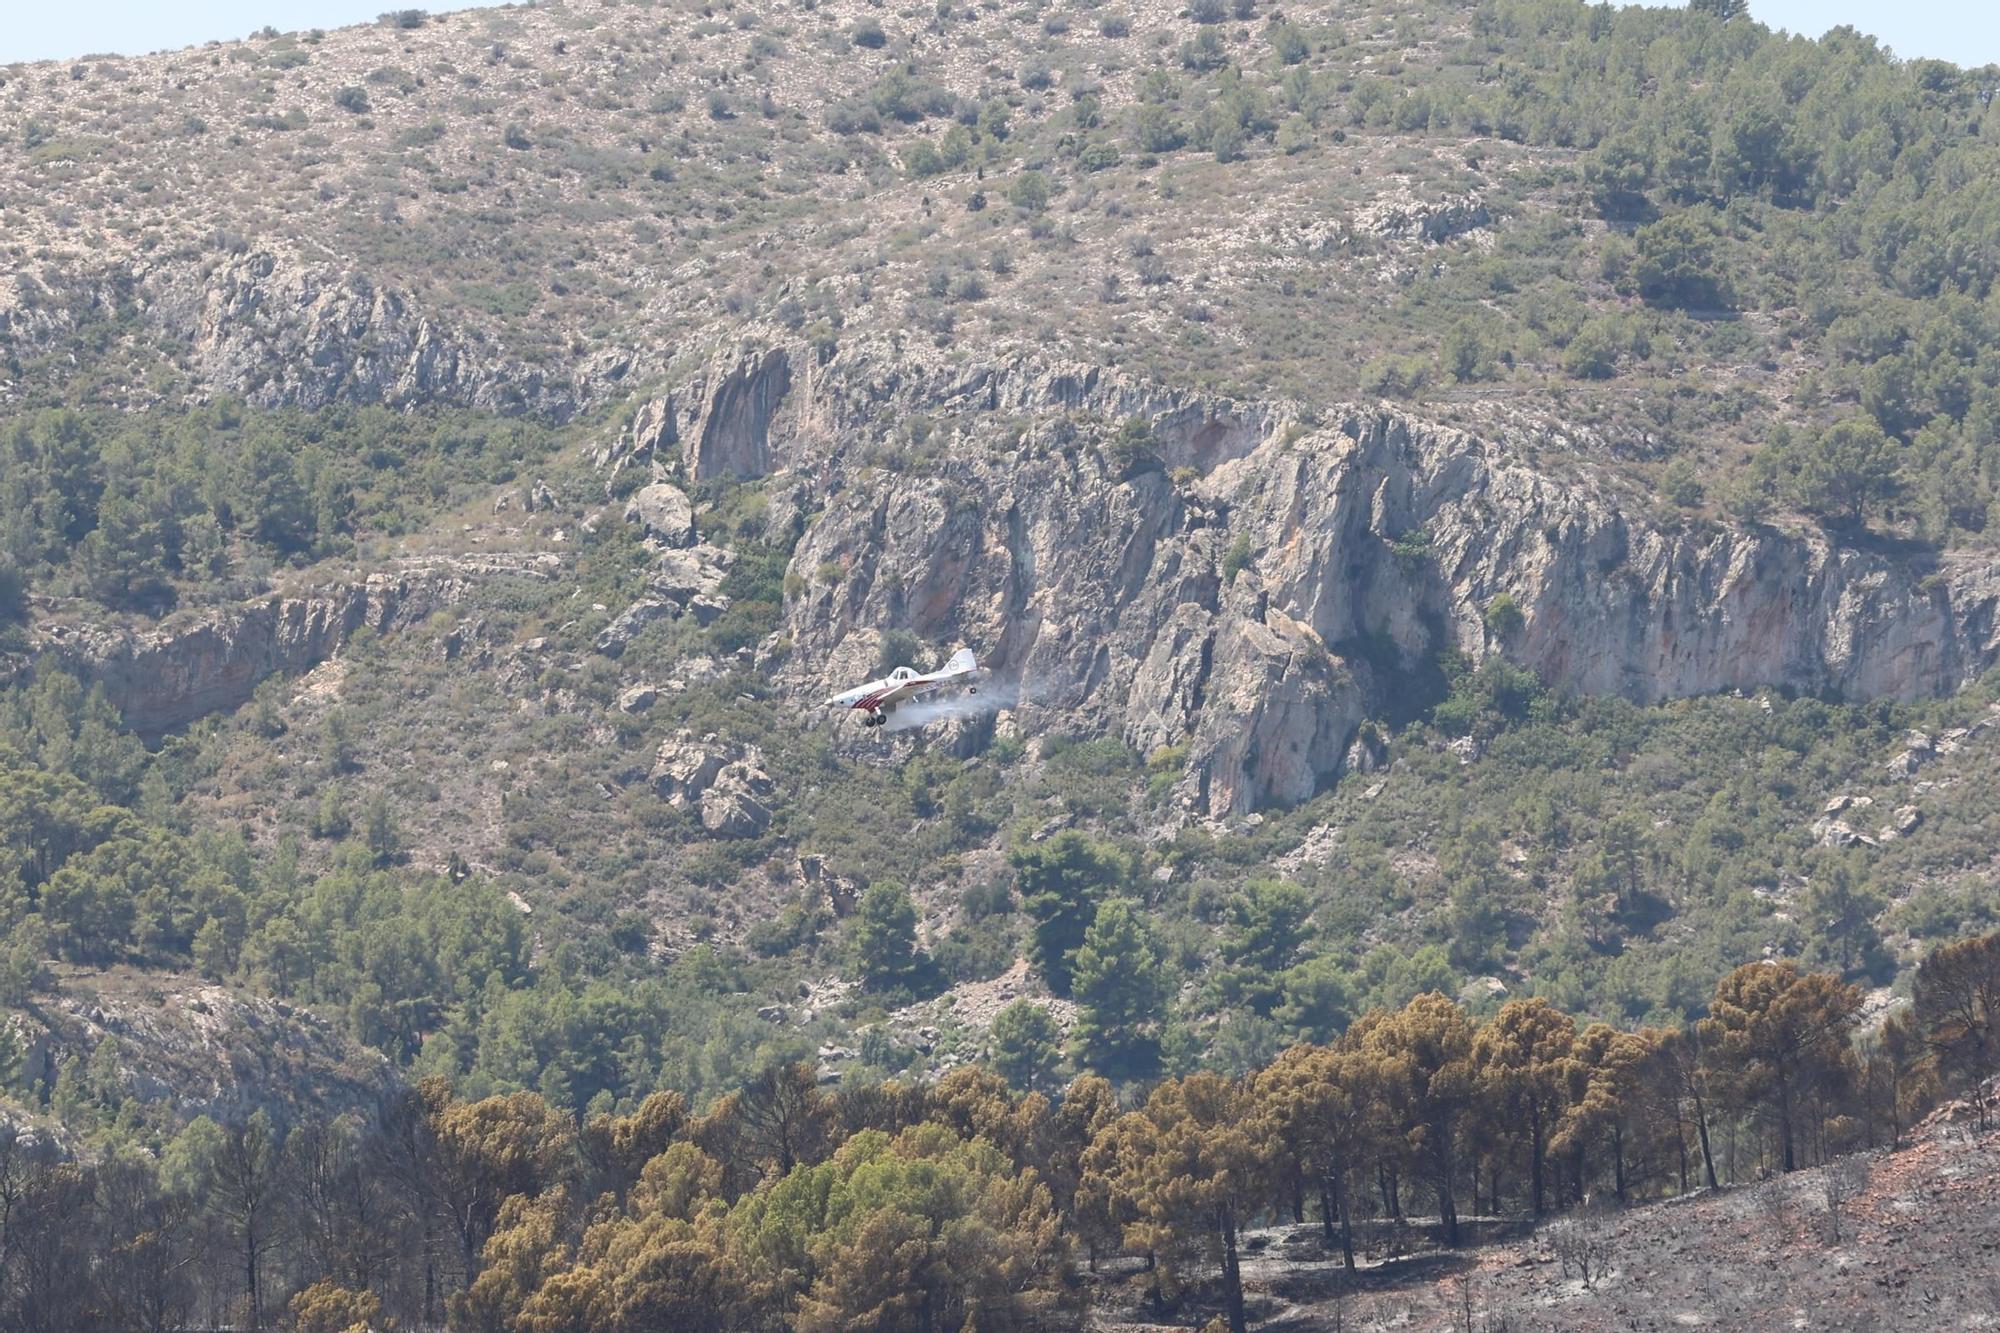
[{"xmin": 882, "ymin": 677, "xmax": 1023, "ymax": 731}]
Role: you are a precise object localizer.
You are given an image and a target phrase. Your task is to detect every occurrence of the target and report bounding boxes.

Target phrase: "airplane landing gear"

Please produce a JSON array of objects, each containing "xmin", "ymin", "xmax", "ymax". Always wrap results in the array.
[{"xmin": 864, "ymin": 711, "xmax": 886, "ymax": 728}]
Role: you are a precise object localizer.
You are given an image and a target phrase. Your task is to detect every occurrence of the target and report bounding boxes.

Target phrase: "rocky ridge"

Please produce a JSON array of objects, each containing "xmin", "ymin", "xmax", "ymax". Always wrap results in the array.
[
  {"xmin": 642, "ymin": 338, "xmax": 2000, "ymax": 815},
  {"xmin": 23, "ymin": 563, "xmax": 514, "ymax": 736}
]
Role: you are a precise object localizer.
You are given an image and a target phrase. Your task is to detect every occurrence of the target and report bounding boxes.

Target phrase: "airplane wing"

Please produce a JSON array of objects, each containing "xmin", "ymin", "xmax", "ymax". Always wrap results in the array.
[
  {"xmin": 835, "ymin": 650, "xmax": 982, "ymax": 724},
  {"xmin": 869, "ymin": 679, "xmax": 930, "ymax": 708}
]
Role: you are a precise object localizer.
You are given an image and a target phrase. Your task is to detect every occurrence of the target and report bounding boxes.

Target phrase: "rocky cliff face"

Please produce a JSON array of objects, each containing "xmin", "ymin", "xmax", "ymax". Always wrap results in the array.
[
  {"xmin": 716, "ymin": 341, "xmax": 2000, "ymax": 816},
  {"xmin": 30, "ymin": 569, "xmax": 471, "ymax": 737}
]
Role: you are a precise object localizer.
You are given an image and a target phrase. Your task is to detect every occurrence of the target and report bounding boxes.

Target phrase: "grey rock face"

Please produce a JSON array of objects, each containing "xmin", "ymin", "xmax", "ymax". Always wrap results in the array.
[
  {"xmin": 1355, "ymin": 190, "xmax": 1492, "ymax": 243},
  {"xmin": 597, "ymin": 393, "xmax": 680, "ymax": 474},
  {"xmin": 651, "ymin": 732, "xmax": 730, "ymax": 809},
  {"xmin": 145, "ymin": 250, "xmax": 579, "ymax": 416},
  {"xmin": 617, "ymin": 684, "xmax": 659, "ymax": 714},
  {"xmin": 700, "ymin": 760, "xmax": 776, "ymax": 838},
  {"xmin": 11, "ymin": 977, "xmax": 393, "ymax": 1130},
  {"xmin": 755, "ymin": 345, "xmax": 2000, "ymax": 816},
  {"xmin": 31, "ymin": 571, "xmax": 465, "ymax": 737},
  {"xmin": 595, "ymin": 600, "xmax": 675, "ymax": 657},
  {"xmin": 691, "ymin": 345, "xmax": 792, "ymax": 481},
  {"xmin": 649, "ymin": 731, "xmax": 775, "ymax": 837},
  {"xmin": 651, "ymin": 546, "xmax": 733, "ymax": 605}
]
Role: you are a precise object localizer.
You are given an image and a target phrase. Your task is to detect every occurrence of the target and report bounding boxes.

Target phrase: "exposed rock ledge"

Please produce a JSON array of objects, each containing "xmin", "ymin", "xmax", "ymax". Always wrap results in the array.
[{"xmin": 27, "ymin": 569, "xmax": 475, "ymax": 736}]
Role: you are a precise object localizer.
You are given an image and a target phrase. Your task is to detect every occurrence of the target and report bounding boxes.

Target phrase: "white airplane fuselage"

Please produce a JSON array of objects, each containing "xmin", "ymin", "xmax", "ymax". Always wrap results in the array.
[{"xmin": 824, "ymin": 649, "xmax": 982, "ymax": 727}]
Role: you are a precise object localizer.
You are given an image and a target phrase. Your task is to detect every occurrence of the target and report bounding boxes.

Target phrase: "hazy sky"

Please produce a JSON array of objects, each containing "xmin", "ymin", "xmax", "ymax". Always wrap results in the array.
[
  {"xmin": 1, "ymin": 0, "xmax": 1995, "ymax": 68},
  {"xmin": 2, "ymin": 1, "xmax": 507, "ymax": 65},
  {"xmin": 1739, "ymin": 0, "xmax": 2000, "ymax": 66}
]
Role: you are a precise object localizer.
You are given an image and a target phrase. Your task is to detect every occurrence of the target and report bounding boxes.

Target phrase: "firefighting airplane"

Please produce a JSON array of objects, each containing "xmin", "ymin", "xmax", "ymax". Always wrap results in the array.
[{"xmin": 824, "ymin": 648, "xmax": 983, "ymax": 728}]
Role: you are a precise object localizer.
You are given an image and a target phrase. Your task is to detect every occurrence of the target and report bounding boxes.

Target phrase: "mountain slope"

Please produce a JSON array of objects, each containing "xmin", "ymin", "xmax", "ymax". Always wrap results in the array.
[{"xmin": 4, "ymin": 0, "xmax": 2000, "ymax": 1146}]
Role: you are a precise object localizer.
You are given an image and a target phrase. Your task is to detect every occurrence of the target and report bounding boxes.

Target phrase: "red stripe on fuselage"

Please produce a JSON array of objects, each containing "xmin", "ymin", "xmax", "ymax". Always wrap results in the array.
[{"xmin": 852, "ymin": 678, "xmax": 940, "ymax": 713}]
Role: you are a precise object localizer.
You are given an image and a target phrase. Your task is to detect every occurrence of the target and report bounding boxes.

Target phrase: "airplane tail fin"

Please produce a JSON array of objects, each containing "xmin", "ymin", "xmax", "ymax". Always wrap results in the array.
[{"xmin": 944, "ymin": 647, "xmax": 978, "ymax": 676}]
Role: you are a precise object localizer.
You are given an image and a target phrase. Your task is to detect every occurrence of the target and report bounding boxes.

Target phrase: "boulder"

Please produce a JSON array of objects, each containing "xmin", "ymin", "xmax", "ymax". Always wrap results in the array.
[
  {"xmin": 650, "ymin": 732, "xmax": 776, "ymax": 837},
  {"xmin": 797, "ymin": 854, "xmax": 860, "ymax": 917},
  {"xmin": 650, "ymin": 732, "xmax": 730, "ymax": 810},
  {"xmin": 617, "ymin": 685, "xmax": 658, "ymax": 714},
  {"xmin": 623, "ymin": 482, "xmax": 696, "ymax": 547},
  {"xmin": 1344, "ymin": 725, "xmax": 1389, "ymax": 775},
  {"xmin": 699, "ymin": 758, "xmax": 776, "ymax": 838},
  {"xmin": 650, "ymin": 546, "xmax": 731, "ymax": 604},
  {"xmin": 595, "ymin": 600, "xmax": 674, "ymax": 657}
]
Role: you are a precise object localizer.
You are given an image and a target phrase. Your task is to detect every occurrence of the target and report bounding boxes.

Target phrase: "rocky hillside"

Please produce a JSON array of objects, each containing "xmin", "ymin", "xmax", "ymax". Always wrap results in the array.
[
  {"xmin": 4, "ymin": 965, "xmax": 394, "ymax": 1140},
  {"xmin": 8, "ymin": 0, "xmax": 2000, "ymax": 1162},
  {"xmin": 37, "ymin": 333, "xmax": 2000, "ymax": 818},
  {"xmin": 10, "ymin": 0, "xmax": 2000, "ymax": 525},
  {"xmin": 8, "ymin": 0, "xmax": 1999, "ymax": 816}
]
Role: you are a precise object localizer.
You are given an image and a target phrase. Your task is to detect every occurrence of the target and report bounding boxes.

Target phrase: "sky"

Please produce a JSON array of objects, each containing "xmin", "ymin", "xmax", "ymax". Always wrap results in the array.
[
  {"xmin": 1, "ymin": 1, "xmax": 506, "ymax": 66},
  {"xmin": 1736, "ymin": 0, "xmax": 2000, "ymax": 67},
  {"xmin": 0, "ymin": 0, "xmax": 1995, "ymax": 68}
]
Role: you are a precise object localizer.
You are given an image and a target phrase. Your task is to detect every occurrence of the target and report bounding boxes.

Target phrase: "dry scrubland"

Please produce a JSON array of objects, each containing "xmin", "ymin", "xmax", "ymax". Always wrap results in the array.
[{"xmin": 3, "ymin": 1, "xmax": 2000, "ymax": 1328}]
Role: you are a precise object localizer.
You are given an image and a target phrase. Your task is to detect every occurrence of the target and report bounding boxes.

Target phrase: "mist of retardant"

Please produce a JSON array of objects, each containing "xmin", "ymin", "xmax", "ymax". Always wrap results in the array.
[{"xmin": 881, "ymin": 678, "xmax": 1023, "ymax": 732}]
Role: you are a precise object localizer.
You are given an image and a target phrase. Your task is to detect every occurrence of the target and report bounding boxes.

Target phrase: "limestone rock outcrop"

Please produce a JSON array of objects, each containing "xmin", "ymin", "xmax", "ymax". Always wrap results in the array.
[
  {"xmin": 10, "ymin": 975, "xmax": 393, "ymax": 1128},
  {"xmin": 595, "ymin": 600, "xmax": 675, "ymax": 657},
  {"xmin": 144, "ymin": 250, "xmax": 580, "ymax": 416},
  {"xmin": 690, "ymin": 345, "xmax": 792, "ymax": 481},
  {"xmin": 30, "ymin": 570, "xmax": 465, "ymax": 737},
  {"xmin": 650, "ymin": 732, "xmax": 777, "ymax": 837},
  {"xmin": 749, "ymin": 342, "xmax": 2000, "ymax": 816}
]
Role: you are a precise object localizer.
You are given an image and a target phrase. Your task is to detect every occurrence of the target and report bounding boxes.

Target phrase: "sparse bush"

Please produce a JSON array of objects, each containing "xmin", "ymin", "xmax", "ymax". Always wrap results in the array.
[
  {"xmin": 1821, "ymin": 1156, "xmax": 1869, "ymax": 1241},
  {"xmin": 333, "ymin": 86, "xmax": 370, "ymax": 114},
  {"xmin": 1661, "ymin": 458, "xmax": 1706, "ymax": 508},
  {"xmin": 1182, "ymin": 30, "xmax": 1228, "ymax": 72},
  {"xmin": 1484, "ymin": 593, "xmax": 1525, "ymax": 639},
  {"xmin": 1271, "ymin": 21, "xmax": 1309, "ymax": 64},
  {"xmin": 1078, "ymin": 141, "xmax": 1121, "ymax": 172},
  {"xmin": 1007, "ymin": 171, "xmax": 1051, "ymax": 213},
  {"xmin": 827, "ymin": 101, "xmax": 883, "ymax": 135},
  {"xmin": 1223, "ymin": 532, "xmax": 1256, "ymax": 582},
  {"xmin": 1545, "ymin": 1216, "xmax": 1613, "ymax": 1287},
  {"xmin": 1134, "ymin": 105, "xmax": 1185, "ymax": 154},
  {"xmin": 851, "ymin": 18, "xmax": 888, "ymax": 49}
]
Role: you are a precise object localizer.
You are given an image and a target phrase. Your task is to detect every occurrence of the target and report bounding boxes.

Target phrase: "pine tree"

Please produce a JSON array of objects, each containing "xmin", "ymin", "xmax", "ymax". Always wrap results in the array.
[
  {"xmin": 1472, "ymin": 998, "xmax": 1577, "ymax": 1216},
  {"xmin": 1011, "ymin": 831, "xmax": 1130, "ymax": 996},
  {"xmin": 1069, "ymin": 899, "xmax": 1169, "ymax": 1078},
  {"xmin": 850, "ymin": 882, "xmax": 921, "ymax": 993},
  {"xmin": 1094, "ymin": 1074, "xmax": 1269, "ymax": 1333},
  {"xmin": 1698, "ymin": 961, "xmax": 1862, "ymax": 1172},
  {"xmin": 987, "ymin": 1000, "xmax": 1063, "ymax": 1094},
  {"xmin": 1913, "ymin": 931, "xmax": 2000, "ymax": 1123},
  {"xmin": 363, "ymin": 791, "xmax": 400, "ymax": 867}
]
